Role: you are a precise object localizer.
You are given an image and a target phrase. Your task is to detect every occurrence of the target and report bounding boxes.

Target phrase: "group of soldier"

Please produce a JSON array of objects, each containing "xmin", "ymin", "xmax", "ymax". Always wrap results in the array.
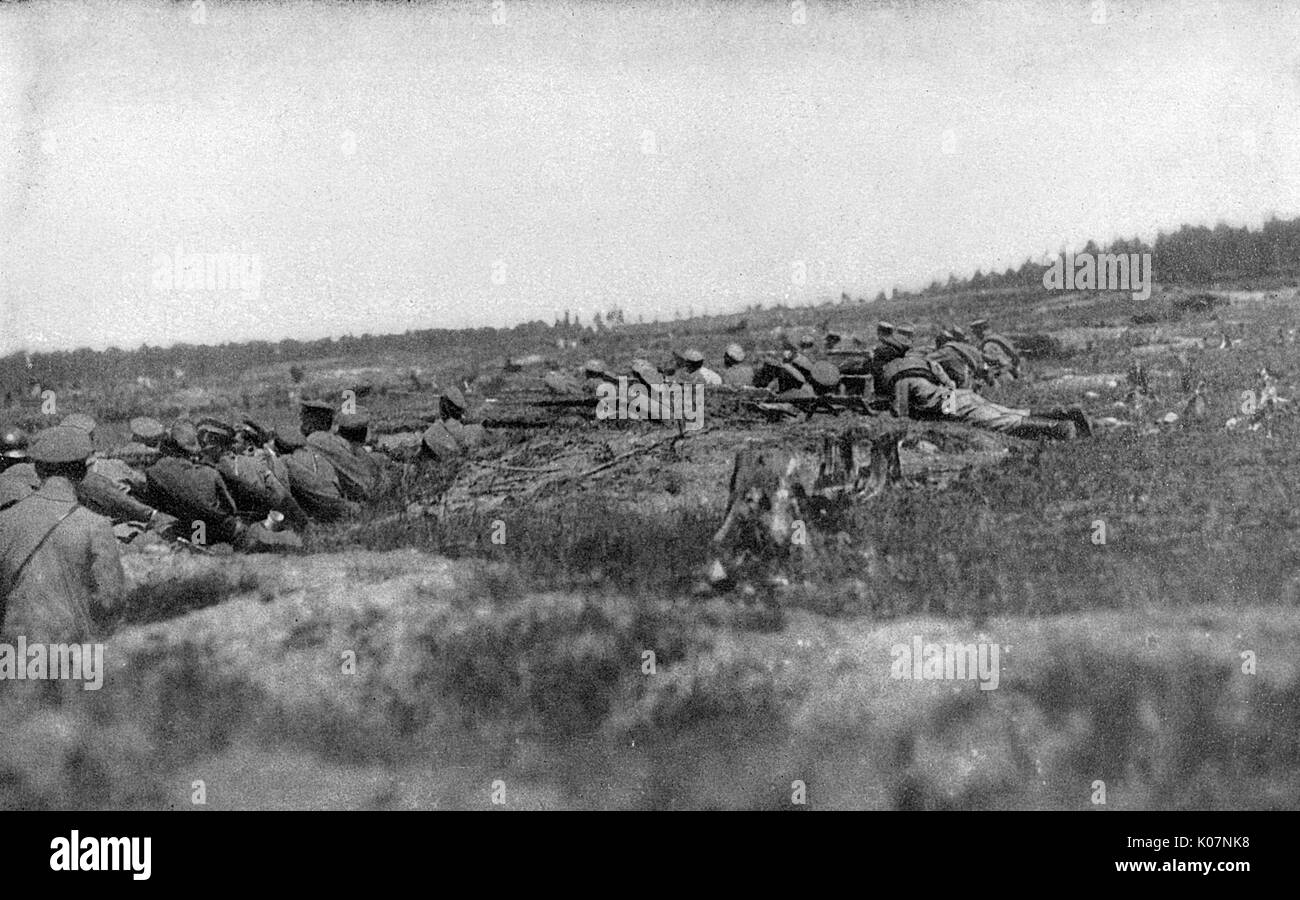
[
  {"xmin": 0, "ymin": 315, "xmax": 1090, "ymax": 643},
  {"xmin": 0, "ymin": 389, "xmax": 484, "ymax": 642},
  {"xmin": 546, "ymin": 318, "xmax": 1090, "ymax": 440}
]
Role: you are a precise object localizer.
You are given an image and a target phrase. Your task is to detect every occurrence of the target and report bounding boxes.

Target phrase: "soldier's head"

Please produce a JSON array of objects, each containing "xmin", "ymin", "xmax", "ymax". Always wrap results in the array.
[
  {"xmin": 677, "ymin": 349, "xmax": 705, "ymax": 373},
  {"xmin": 196, "ymin": 418, "xmax": 235, "ymax": 463},
  {"xmin": 723, "ymin": 343, "xmax": 746, "ymax": 367},
  {"xmin": 439, "ymin": 386, "xmax": 466, "ymax": 422},
  {"xmin": 876, "ymin": 321, "xmax": 896, "ymax": 342},
  {"xmin": 29, "ymin": 425, "xmax": 94, "ymax": 482},
  {"xmin": 336, "ymin": 411, "xmax": 370, "ymax": 445},
  {"xmin": 299, "ymin": 399, "xmax": 335, "ymax": 436},
  {"xmin": 969, "ymin": 319, "xmax": 989, "ymax": 340},
  {"xmin": 130, "ymin": 416, "xmax": 166, "ymax": 448},
  {"xmin": 1, "ymin": 426, "xmax": 29, "ymax": 471},
  {"xmin": 162, "ymin": 420, "xmax": 202, "ymax": 460},
  {"xmin": 273, "ymin": 425, "xmax": 305, "ymax": 455},
  {"xmin": 808, "ymin": 361, "xmax": 842, "ymax": 396}
]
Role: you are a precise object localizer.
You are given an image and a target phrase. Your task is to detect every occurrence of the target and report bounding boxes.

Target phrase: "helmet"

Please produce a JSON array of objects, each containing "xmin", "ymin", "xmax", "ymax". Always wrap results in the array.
[{"xmin": 1, "ymin": 426, "xmax": 29, "ymax": 460}]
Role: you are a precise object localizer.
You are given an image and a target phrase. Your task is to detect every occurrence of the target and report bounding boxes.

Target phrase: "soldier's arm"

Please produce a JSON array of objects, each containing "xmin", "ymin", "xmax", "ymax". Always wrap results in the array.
[{"xmin": 78, "ymin": 471, "xmax": 158, "ymax": 524}]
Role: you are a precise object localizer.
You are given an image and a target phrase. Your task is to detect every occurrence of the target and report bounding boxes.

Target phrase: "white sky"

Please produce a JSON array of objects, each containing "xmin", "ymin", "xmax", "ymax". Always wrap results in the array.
[{"xmin": 2, "ymin": 0, "xmax": 1299, "ymax": 354}]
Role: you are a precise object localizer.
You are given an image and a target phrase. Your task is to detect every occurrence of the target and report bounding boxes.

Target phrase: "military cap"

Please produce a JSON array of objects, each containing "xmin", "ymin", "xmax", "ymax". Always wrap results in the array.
[
  {"xmin": 895, "ymin": 324, "xmax": 916, "ymax": 340},
  {"xmin": 273, "ymin": 426, "xmax": 305, "ymax": 452},
  {"xmin": 167, "ymin": 420, "xmax": 202, "ymax": 454},
  {"xmin": 60, "ymin": 413, "xmax": 97, "ymax": 434},
  {"xmin": 29, "ymin": 425, "xmax": 94, "ymax": 464},
  {"xmin": 808, "ymin": 362, "xmax": 842, "ymax": 394},
  {"xmin": 337, "ymin": 411, "xmax": 370, "ymax": 431},
  {"xmin": 130, "ymin": 416, "xmax": 166, "ymax": 445},
  {"xmin": 679, "ymin": 348, "xmax": 705, "ymax": 365},
  {"xmin": 723, "ymin": 343, "xmax": 746, "ymax": 364},
  {"xmin": 876, "ymin": 321, "xmax": 896, "ymax": 338},
  {"xmin": 948, "ymin": 326, "xmax": 968, "ymax": 343},
  {"xmin": 196, "ymin": 418, "xmax": 235, "ymax": 446},
  {"xmin": 440, "ymin": 386, "xmax": 466, "ymax": 413},
  {"xmin": 583, "ymin": 359, "xmax": 610, "ymax": 376},
  {"xmin": 2, "ymin": 426, "xmax": 29, "ymax": 459},
  {"xmin": 969, "ymin": 318, "xmax": 989, "ymax": 333},
  {"xmin": 300, "ymin": 398, "xmax": 334, "ymax": 412},
  {"xmin": 797, "ymin": 333, "xmax": 816, "ymax": 350}
]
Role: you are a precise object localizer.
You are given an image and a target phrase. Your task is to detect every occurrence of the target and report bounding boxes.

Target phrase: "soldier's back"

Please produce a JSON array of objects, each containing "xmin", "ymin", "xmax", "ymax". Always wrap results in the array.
[
  {"xmin": 282, "ymin": 446, "xmax": 356, "ymax": 521},
  {"xmin": 306, "ymin": 432, "xmax": 375, "ymax": 501},
  {"xmin": 0, "ymin": 477, "xmax": 124, "ymax": 642}
]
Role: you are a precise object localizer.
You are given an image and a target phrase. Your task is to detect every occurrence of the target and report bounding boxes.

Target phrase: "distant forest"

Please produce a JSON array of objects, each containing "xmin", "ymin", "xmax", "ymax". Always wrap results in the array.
[
  {"xmin": 890, "ymin": 215, "xmax": 1300, "ymax": 301},
  {"xmin": 6, "ymin": 214, "xmax": 1300, "ymax": 393}
]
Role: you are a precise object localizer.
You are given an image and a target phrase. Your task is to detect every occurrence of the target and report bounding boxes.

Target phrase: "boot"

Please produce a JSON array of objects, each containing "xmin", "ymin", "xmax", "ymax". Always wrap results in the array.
[
  {"xmin": 1039, "ymin": 407, "xmax": 1093, "ymax": 438},
  {"xmin": 1008, "ymin": 417, "xmax": 1077, "ymax": 440}
]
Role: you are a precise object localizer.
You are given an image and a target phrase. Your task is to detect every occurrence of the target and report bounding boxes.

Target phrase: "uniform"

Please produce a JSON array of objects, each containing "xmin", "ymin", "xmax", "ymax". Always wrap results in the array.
[
  {"xmin": 280, "ymin": 445, "xmax": 358, "ymax": 521},
  {"xmin": 881, "ymin": 358, "xmax": 1075, "ymax": 439},
  {"xmin": 217, "ymin": 451, "xmax": 308, "ymax": 528},
  {"xmin": 306, "ymin": 431, "xmax": 380, "ymax": 502},
  {"xmin": 146, "ymin": 456, "xmax": 245, "ymax": 545},
  {"xmin": 927, "ymin": 342, "xmax": 986, "ymax": 390},
  {"xmin": 0, "ymin": 427, "xmax": 125, "ymax": 643}
]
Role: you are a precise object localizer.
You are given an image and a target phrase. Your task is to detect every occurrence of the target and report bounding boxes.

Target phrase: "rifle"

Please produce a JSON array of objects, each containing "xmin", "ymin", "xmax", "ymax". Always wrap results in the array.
[{"xmin": 750, "ymin": 393, "xmax": 885, "ymax": 421}]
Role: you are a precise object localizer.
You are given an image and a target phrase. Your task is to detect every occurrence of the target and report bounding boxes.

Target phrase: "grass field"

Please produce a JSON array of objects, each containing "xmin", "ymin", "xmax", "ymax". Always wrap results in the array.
[{"xmin": 4, "ymin": 278, "xmax": 1300, "ymax": 809}]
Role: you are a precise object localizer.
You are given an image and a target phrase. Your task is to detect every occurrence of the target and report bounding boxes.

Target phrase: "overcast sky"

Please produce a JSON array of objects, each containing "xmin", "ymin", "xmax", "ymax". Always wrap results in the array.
[{"xmin": 2, "ymin": 0, "xmax": 1299, "ymax": 354}]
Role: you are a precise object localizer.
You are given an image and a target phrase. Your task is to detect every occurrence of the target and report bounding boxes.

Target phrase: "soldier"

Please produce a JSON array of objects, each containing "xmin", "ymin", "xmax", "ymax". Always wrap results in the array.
[
  {"xmin": 928, "ymin": 339, "xmax": 990, "ymax": 390},
  {"xmin": 864, "ymin": 321, "xmax": 926, "ymax": 399},
  {"xmin": 110, "ymin": 416, "xmax": 165, "ymax": 468},
  {"xmin": 720, "ymin": 343, "xmax": 755, "ymax": 387},
  {"xmin": 2, "ymin": 426, "xmax": 31, "ymax": 475},
  {"xmin": 675, "ymin": 348, "xmax": 722, "ymax": 386},
  {"xmin": 299, "ymin": 398, "xmax": 336, "ymax": 438},
  {"xmin": 273, "ymin": 427, "xmax": 359, "ymax": 521},
  {"xmin": 421, "ymin": 388, "xmax": 485, "ymax": 459},
  {"xmin": 305, "ymin": 426, "xmax": 376, "ymax": 503},
  {"xmin": 1, "ymin": 427, "xmax": 38, "ymax": 500},
  {"xmin": 969, "ymin": 319, "xmax": 1021, "ymax": 380},
  {"xmin": 0, "ymin": 425, "xmax": 125, "ymax": 642},
  {"xmin": 880, "ymin": 356, "xmax": 1087, "ymax": 439},
  {"xmin": 628, "ymin": 360, "xmax": 663, "ymax": 389},
  {"xmin": 56, "ymin": 413, "xmax": 175, "ymax": 534},
  {"xmin": 337, "ymin": 411, "xmax": 391, "ymax": 493},
  {"xmin": 212, "ymin": 420, "xmax": 309, "ymax": 529},
  {"xmin": 146, "ymin": 420, "xmax": 248, "ymax": 546}
]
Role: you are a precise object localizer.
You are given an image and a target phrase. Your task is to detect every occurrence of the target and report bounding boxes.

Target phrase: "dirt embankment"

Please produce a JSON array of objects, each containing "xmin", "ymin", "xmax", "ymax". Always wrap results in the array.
[{"xmin": 3, "ymin": 550, "xmax": 1296, "ymax": 810}]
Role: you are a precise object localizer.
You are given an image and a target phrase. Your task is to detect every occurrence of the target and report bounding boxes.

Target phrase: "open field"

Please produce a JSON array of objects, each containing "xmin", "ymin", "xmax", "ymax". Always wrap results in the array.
[{"xmin": 4, "ymin": 278, "xmax": 1300, "ymax": 809}]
